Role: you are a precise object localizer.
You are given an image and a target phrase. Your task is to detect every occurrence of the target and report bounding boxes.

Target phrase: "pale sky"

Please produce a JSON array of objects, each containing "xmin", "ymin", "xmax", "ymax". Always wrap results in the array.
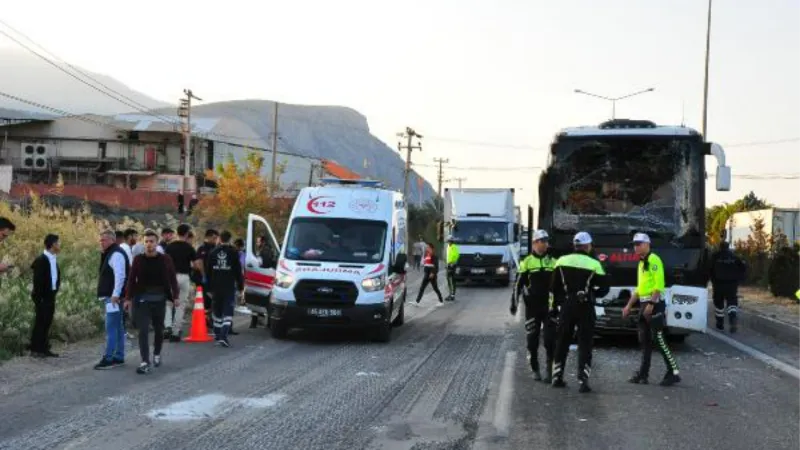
[{"xmin": 2, "ymin": 0, "xmax": 799, "ymax": 213}]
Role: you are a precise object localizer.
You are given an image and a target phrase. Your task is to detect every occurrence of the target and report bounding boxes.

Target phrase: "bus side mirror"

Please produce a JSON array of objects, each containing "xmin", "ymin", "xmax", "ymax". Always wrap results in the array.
[
  {"xmin": 392, "ymin": 253, "xmax": 408, "ymax": 274},
  {"xmin": 513, "ymin": 223, "xmax": 520, "ymax": 241},
  {"xmin": 707, "ymin": 142, "xmax": 731, "ymax": 192},
  {"xmin": 716, "ymin": 165, "xmax": 731, "ymax": 192}
]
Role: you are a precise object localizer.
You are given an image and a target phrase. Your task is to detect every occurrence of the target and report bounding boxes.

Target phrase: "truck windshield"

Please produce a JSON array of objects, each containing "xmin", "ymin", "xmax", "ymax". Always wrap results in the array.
[
  {"xmin": 452, "ymin": 221, "xmax": 509, "ymax": 245},
  {"xmin": 284, "ymin": 218, "xmax": 387, "ymax": 263},
  {"xmin": 548, "ymin": 137, "xmax": 703, "ymax": 239}
]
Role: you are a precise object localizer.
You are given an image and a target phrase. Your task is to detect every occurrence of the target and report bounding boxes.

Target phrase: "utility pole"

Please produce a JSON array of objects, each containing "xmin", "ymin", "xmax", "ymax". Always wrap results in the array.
[
  {"xmin": 308, "ymin": 162, "xmax": 318, "ymax": 186},
  {"xmin": 397, "ymin": 127, "xmax": 423, "ymax": 202},
  {"xmin": 451, "ymin": 176, "xmax": 467, "ymax": 189},
  {"xmin": 178, "ymin": 89, "xmax": 201, "ymax": 194},
  {"xmin": 270, "ymin": 101, "xmax": 280, "ymax": 196},
  {"xmin": 434, "ymin": 157, "xmax": 449, "ymax": 199},
  {"xmin": 701, "ymin": 0, "xmax": 713, "ymax": 138}
]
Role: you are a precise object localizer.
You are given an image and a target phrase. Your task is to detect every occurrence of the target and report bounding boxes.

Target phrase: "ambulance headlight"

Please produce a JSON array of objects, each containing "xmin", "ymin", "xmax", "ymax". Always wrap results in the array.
[
  {"xmin": 496, "ymin": 265, "xmax": 509, "ymax": 275},
  {"xmin": 361, "ymin": 274, "xmax": 386, "ymax": 292},
  {"xmin": 276, "ymin": 271, "xmax": 294, "ymax": 289}
]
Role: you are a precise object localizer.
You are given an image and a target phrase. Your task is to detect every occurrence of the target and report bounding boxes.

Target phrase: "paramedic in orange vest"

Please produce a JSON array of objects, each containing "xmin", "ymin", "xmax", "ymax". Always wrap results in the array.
[{"xmin": 415, "ymin": 242, "xmax": 444, "ymax": 304}]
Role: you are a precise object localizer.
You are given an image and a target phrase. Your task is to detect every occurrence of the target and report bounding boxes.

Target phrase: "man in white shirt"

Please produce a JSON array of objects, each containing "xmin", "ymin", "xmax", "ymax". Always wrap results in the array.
[
  {"xmin": 30, "ymin": 234, "xmax": 61, "ymax": 357},
  {"xmin": 119, "ymin": 228, "xmax": 138, "ymax": 264}
]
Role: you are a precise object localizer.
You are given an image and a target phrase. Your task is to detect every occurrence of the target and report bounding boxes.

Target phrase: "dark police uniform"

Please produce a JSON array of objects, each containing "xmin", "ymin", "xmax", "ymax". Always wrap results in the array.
[
  {"xmin": 513, "ymin": 251, "xmax": 556, "ymax": 381},
  {"xmin": 550, "ymin": 251, "xmax": 609, "ymax": 392},
  {"xmin": 709, "ymin": 243, "xmax": 746, "ymax": 331}
]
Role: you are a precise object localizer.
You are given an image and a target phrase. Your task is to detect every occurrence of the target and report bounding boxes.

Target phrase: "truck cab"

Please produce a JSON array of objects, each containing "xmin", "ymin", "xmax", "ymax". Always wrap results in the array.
[
  {"xmin": 444, "ymin": 188, "xmax": 520, "ymax": 286},
  {"xmin": 252, "ymin": 178, "xmax": 408, "ymax": 343}
]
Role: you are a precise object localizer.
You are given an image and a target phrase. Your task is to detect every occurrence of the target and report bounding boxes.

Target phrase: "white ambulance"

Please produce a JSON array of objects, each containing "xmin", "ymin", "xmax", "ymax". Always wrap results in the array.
[{"xmin": 245, "ymin": 178, "xmax": 409, "ymax": 342}]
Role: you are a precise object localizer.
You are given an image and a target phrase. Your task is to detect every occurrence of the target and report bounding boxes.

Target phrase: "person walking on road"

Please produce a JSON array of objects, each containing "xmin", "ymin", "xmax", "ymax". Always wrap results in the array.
[
  {"xmin": 196, "ymin": 229, "xmax": 219, "ymax": 328},
  {"xmin": 164, "ymin": 224, "xmax": 197, "ymax": 342},
  {"xmin": 709, "ymin": 241, "xmax": 746, "ymax": 332},
  {"xmin": 30, "ymin": 234, "xmax": 61, "ymax": 358},
  {"xmin": 206, "ymin": 231, "xmax": 244, "ymax": 348},
  {"xmin": 445, "ymin": 237, "xmax": 460, "ymax": 301},
  {"xmin": 412, "ymin": 237, "xmax": 424, "ymax": 271},
  {"xmin": 124, "ymin": 230, "xmax": 179, "ymax": 374},
  {"xmin": 510, "ymin": 230, "xmax": 556, "ymax": 381},
  {"xmin": 415, "ymin": 242, "xmax": 444, "ymax": 304},
  {"xmin": 94, "ymin": 230, "xmax": 130, "ymax": 370},
  {"xmin": 623, "ymin": 233, "xmax": 681, "ymax": 387},
  {"xmin": 550, "ymin": 232, "xmax": 609, "ymax": 393}
]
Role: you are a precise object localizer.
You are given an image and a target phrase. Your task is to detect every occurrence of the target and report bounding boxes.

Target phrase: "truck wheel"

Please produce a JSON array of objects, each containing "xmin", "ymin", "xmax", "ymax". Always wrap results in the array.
[
  {"xmin": 270, "ymin": 321, "xmax": 288, "ymax": 339},
  {"xmin": 392, "ymin": 292, "xmax": 406, "ymax": 327}
]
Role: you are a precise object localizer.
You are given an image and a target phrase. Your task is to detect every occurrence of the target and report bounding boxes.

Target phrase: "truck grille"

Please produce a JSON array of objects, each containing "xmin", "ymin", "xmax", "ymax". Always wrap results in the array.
[
  {"xmin": 293, "ymin": 279, "xmax": 359, "ymax": 307},
  {"xmin": 459, "ymin": 254, "xmax": 503, "ymax": 267}
]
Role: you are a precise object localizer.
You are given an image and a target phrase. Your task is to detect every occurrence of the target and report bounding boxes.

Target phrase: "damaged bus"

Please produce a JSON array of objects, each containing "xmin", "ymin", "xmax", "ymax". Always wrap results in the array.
[{"xmin": 535, "ymin": 119, "xmax": 732, "ymax": 341}]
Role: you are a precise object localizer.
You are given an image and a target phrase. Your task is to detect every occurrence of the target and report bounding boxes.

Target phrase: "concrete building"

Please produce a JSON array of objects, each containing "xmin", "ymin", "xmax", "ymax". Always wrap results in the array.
[{"xmin": 0, "ymin": 112, "xmax": 326, "ymax": 209}]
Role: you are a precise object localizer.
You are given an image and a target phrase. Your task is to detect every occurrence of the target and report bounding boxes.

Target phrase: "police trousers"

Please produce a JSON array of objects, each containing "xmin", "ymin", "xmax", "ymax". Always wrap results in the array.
[
  {"xmin": 637, "ymin": 302, "xmax": 679, "ymax": 377},
  {"xmin": 712, "ymin": 281, "xmax": 739, "ymax": 321},
  {"xmin": 552, "ymin": 302, "xmax": 594, "ymax": 382},
  {"xmin": 523, "ymin": 296, "xmax": 555, "ymax": 371}
]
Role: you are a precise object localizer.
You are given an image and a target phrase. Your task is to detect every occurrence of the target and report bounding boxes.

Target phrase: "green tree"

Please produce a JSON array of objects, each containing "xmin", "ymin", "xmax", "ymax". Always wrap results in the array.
[{"xmin": 706, "ymin": 191, "xmax": 773, "ymax": 246}]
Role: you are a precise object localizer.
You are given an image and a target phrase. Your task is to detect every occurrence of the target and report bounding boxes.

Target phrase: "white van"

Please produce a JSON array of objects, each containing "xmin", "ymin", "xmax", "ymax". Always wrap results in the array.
[{"xmin": 245, "ymin": 179, "xmax": 409, "ymax": 342}]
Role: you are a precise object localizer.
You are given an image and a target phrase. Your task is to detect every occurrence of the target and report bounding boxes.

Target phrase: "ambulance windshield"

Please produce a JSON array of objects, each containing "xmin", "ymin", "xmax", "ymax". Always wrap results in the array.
[{"xmin": 284, "ymin": 218, "xmax": 388, "ymax": 263}]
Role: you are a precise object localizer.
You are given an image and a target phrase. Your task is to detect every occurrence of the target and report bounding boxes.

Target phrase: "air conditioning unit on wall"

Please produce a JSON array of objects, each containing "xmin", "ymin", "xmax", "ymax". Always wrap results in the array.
[{"xmin": 21, "ymin": 143, "xmax": 49, "ymax": 170}]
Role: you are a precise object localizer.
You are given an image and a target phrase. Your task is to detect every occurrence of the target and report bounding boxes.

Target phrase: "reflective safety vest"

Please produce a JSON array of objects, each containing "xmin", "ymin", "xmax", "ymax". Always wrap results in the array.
[
  {"xmin": 636, "ymin": 252, "xmax": 665, "ymax": 299},
  {"xmin": 519, "ymin": 253, "xmax": 556, "ymax": 274},
  {"xmin": 446, "ymin": 243, "xmax": 460, "ymax": 265}
]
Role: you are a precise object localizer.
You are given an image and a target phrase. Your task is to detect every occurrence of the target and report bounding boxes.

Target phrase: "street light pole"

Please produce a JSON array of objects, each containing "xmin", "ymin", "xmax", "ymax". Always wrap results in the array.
[
  {"xmin": 574, "ymin": 88, "xmax": 655, "ymax": 119},
  {"xmin": 701, "ymin": 0, "xmax": 713, "ymax": 138}
]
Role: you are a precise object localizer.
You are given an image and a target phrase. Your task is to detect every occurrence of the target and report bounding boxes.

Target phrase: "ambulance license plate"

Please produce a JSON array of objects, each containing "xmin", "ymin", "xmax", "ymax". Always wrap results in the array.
[
  {"xmin": 471, "ymin": 268, "xmax": 486, "ymax": 274},
  {"xmin": 308, "ymin": 308, "xmax": 342, "ymax": 318}
]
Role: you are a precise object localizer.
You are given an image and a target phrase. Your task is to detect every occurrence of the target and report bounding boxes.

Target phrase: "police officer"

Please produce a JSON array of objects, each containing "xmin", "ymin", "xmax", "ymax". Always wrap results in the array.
[
  {"xmin": 550, "ymin": 232, "xmax": 609, "ymax": 393},
  {"xmin": 709, "ymin": 241, "xmax": 746, "ymax": 332},
  {"xmin": 445, "ymin": 237, "xmax": 460, "ymax": 301},
  {"xmin": 510, "ymin": 230, "xmax": 556, "ymax": 381},
  {"xmin": 623, "ymin": 233, "xmax": 681, "ymax": 387}
]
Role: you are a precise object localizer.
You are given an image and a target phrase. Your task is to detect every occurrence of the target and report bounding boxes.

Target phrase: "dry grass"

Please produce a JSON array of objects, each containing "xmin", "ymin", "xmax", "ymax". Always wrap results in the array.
[{"xmin": 0, "ymin": 194, "xmax": 156, "ymax": 360}]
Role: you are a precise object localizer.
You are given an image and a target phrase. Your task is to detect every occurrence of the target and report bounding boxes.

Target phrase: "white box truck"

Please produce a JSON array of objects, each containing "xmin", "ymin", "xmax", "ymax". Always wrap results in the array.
[
  {"xmin": 443, "ymin": 188, "xmax": 519, "ymax": 286},
  {"xmin": 726, "ymin": 208, "xmax": 800, "ymax": 246}
]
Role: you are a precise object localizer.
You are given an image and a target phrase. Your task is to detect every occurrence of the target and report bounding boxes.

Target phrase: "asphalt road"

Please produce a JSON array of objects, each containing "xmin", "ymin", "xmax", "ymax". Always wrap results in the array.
[{"xmin": 0, "ymin": 272, "xmax": 797, "ymax": 450}]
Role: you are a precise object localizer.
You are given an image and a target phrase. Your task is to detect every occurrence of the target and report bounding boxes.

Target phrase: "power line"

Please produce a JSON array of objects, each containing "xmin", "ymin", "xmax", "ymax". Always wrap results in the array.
[
  {"xmin": 0, "ymin": 21, "xmax": 179, "ymax": 126},
  {"xmin": 724, "ymin": 137, "xmax": 800, "ymax": 148}
]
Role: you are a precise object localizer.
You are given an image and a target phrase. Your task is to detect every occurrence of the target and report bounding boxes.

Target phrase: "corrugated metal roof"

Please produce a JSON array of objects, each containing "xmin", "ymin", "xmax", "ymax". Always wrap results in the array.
[{"xmin": 322, "ymin": 159, "xmax": 361, "ymax": 180}]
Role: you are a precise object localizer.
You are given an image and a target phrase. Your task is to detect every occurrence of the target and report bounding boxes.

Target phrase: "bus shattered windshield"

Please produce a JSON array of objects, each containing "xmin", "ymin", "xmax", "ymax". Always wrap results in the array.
[{"xmin": 548, "ymin": 137, "xmax": 703, "ymax": 240}]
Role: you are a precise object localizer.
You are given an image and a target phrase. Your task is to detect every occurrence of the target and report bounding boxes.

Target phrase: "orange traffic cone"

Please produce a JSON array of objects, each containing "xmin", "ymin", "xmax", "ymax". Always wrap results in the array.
[{"xmin": 184, "ymin": 286, "xmax": 214, "ymax": 343}]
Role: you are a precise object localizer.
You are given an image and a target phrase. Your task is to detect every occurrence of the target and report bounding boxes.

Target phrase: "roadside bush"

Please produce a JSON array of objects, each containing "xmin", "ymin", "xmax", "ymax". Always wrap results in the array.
[
  {"xmin": 768, "ymin": 243, "xmax": 800, "ymax": 300},
  {"xmin": 0, "ymin": 194, "xmax": 146, "ymax": 359},
  {"xmin": 194, "ymin": 152, "xmax": 290, "ymax": 239}
]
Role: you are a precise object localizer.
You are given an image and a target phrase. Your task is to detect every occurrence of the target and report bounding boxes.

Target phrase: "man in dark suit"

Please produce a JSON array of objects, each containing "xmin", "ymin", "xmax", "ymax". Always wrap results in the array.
[{"xmin": 30, "ymin": 234, "xmax": 61, "ymax": 358}]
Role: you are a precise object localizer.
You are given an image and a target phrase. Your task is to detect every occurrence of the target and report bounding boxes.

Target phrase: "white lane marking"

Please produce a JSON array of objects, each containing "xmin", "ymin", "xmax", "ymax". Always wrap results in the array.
[
  {"xmin": 356, "ymin": 371, "xmax": 381, "ymax": 377},
  {"xmin": 146, "ymin": 393, "xmax": 286, "ymax": 421},
  {"xmin": 494, "ymin": 351, "xmax": 517, "ymax": 437},
  {"xmin": 707, "ymin": 329, "xmax": 800, "ymax": 380}
]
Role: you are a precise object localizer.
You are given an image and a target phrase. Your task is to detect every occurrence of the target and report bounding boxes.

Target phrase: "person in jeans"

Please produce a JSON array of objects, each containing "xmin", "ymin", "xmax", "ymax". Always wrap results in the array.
[
  {"xmin": 94, "ymin": 230, "xmax": 129, "ymax": 370},
  {"xmin": 124, "ymin": 230, "xmax": 179, "ymax": 374},
  {"xmin": 207, "ymin": 231, "xmax": 244, "ymax": 347},
  {"xmin": 164, "ymin": 224, "xmax": 197, "ymax": 342}
]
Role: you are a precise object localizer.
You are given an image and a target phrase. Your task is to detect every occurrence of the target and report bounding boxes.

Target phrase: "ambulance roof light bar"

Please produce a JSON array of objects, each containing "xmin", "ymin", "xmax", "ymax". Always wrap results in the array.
[{"xmin": 319, "ymin": 178, "xmax": 384, "ymax": 189}]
